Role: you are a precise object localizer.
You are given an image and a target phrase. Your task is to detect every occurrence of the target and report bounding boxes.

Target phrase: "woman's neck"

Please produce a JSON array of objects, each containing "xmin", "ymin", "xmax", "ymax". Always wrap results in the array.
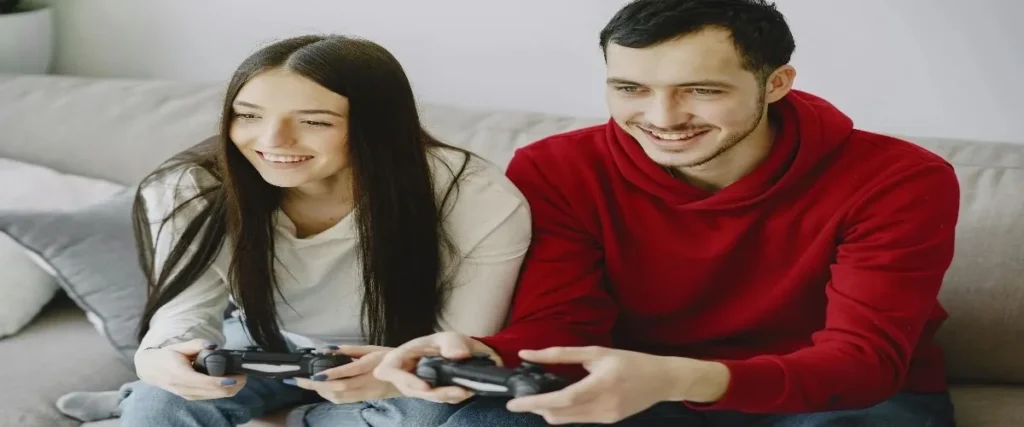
[{"xmin": 280, "ymin": 171, "xmax": 355, "ymax": 238}]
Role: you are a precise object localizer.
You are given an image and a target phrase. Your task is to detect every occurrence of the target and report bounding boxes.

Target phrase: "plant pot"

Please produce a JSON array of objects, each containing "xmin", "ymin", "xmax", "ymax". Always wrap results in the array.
[{"xmin": 0, "ymin": 5, "xmax": 54, "ymax": 74}]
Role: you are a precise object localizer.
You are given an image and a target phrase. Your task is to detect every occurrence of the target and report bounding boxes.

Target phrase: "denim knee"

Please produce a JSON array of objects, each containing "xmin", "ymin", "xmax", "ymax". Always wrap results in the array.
[{"xmin": 118, "ymin": 380, "xmax": 247, "ymax": 427}]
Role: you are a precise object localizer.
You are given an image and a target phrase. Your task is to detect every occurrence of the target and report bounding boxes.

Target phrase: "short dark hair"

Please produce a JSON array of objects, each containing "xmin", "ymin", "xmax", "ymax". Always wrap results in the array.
[{"xmin": 599, "ymin": 0, "xmax": 796, "ymax": 82}]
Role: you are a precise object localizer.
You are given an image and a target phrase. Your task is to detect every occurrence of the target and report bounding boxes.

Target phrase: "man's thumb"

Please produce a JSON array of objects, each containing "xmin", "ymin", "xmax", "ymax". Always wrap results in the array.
[{"xmin": 167, "ymin": 339, "xmax": 218, "ymax": 356}]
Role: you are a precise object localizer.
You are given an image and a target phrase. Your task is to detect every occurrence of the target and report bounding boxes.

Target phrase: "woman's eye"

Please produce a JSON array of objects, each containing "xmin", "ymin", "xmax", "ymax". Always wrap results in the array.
[{"xmin": 302, "ymin": 120, "xmax": 332, "ymax": 127}]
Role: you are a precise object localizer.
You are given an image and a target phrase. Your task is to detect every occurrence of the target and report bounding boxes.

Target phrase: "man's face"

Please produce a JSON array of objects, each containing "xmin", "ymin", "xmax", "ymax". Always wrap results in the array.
[{"xmin": 605, "ymin": 27, "xmax": 768, "ymax": 169}]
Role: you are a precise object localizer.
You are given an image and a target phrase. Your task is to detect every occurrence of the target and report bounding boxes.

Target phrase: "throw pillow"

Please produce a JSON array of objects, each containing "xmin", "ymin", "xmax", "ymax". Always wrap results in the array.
[
  {"xmin": 0, "ymin": 190, "xmax": 147, "ymax": 365},
  {"xmin": 0, "ymin": 158, "xmax": 124, "ymax": 337}
]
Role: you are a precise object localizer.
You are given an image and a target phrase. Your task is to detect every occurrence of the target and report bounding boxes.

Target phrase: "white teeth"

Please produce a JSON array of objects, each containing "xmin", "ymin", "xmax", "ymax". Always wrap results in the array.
[
  {"xmin": 647, "ymin": 129, "xmax": 708, "ymax": 141},
  {"xmin": 261, "ymin": 153, "xmax": 313, "ymax": 163}
]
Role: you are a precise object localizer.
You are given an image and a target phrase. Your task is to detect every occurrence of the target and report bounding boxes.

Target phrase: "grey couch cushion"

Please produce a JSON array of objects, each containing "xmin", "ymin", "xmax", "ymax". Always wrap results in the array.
[
  {"xmin": 949, "ymin": 385, "xmax": 1024, "ymax": 427},
  {"xmin": 0, "ymin": 190, "xmax": 147, "ymax": 365},
  {"xmin": 0, "ymin": 296, "xmax": 137, "ymax": 427},
  {"xmin": 0, "ymin": 75, "xmax": 223, "ymax": 186}
]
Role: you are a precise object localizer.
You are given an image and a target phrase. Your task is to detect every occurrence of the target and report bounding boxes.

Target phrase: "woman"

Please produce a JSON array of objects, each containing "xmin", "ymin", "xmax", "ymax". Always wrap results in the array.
[{"xmin": 116, "ymin": 34, "xmax": 531, "ymax": 426}]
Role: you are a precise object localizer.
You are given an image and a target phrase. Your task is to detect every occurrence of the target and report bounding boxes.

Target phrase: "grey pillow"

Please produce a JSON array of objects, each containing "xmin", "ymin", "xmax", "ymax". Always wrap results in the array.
[{"xmin": 0, "ymin": 190, "xmax": 147, "ymax": 366}]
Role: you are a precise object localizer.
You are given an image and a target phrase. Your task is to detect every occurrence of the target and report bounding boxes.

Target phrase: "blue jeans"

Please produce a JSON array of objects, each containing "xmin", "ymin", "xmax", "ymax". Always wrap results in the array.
[
  {"xmin": 420, "ymin": 392, "xmax": 956, "ymax": 427},
  {"xmin": 117, "ymin": 378, "xmax": 549, "ymax": 426},
  {"xmin": 584, "ymin": 391, "xmax": 957, "ymax": 427},
  {"xmin": 118, "ymin": 378, "xmax": 463, "ymax": 426}
]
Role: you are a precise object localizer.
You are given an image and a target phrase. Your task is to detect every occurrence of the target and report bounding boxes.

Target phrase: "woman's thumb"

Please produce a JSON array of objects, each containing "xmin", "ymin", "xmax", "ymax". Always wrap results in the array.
[{"xmin": 437, "ymin": 334, "xmax": 472, "ymax": 359}]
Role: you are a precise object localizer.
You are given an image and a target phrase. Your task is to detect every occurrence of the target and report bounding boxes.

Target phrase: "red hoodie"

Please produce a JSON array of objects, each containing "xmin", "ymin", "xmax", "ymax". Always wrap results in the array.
[{"xmin": 476, "ymin": 90, "xmax": 960, "ymax": 414}]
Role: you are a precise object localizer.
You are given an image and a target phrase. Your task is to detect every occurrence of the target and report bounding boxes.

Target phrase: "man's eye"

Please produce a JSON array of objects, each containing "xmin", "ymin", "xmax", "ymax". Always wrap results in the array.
[{"xmin": 691, "ymin": 88, "xmax": 723, "ymax": 96}]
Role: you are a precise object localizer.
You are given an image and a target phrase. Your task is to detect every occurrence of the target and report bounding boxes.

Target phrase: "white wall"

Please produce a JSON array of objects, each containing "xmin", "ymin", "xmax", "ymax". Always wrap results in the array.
[{"xmin": 48, "ymin": 0, "xmax": 1023, "ymax": 144}]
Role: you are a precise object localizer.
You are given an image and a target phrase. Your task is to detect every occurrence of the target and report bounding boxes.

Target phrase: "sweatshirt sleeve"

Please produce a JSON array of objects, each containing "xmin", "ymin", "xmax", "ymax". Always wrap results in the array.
[
  {"xmin": 474, "ymin": 149, "xmax": 619, "ymax": 375},
  {"xmin": 136, "ymin": 167, "xmax": 229, "ymax": 354},
  {"xmin": 696, "ymin": 162, "xmax": 960, "ymax": 413}
]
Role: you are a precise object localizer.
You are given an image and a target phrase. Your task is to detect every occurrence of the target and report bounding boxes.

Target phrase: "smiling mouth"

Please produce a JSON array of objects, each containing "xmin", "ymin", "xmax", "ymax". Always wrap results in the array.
[
  {"xmin": 257, "ymin": 151, "xmax": 315, "ymax": 163},
  {"xmin": 637, "ymin": 126, "xmax": 713, "ymax": 143}
]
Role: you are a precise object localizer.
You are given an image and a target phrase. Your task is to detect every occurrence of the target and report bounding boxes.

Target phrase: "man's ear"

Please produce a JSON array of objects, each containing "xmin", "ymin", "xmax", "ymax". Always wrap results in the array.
[{"xmin": 764, "ymin": 65, "xmax": 797, "ymax": 103}]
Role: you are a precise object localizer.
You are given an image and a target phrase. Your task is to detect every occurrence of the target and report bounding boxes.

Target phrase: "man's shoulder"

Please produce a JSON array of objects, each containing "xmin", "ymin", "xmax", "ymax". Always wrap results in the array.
[
  {"xmin": 513, "ymin": 124, "xmax": 609, "ymax": 166},
  {"xmin": 831, "ymin": 130, "xmax": 959, "ymax": 215},
  {"xmin": 843, "ymin": 130, "xmax": 953, "ymax": 172},
  {"xmin": 509, "ymin": 122, "xmax": 610, "ymax": 179}
]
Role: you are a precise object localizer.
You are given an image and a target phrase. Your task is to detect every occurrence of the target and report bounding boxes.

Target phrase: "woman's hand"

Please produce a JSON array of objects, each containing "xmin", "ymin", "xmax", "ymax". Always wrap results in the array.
[
  {"xmin": 135, "ymin": 339, "xmax": 247, "ymax": 400},
  {"xmin": 373, "ymin": 331, "xmax": 502, "ymax": 404},
  {"xmin": 287, "ymin": 345, "xmax": 398, "ymax": 404}
]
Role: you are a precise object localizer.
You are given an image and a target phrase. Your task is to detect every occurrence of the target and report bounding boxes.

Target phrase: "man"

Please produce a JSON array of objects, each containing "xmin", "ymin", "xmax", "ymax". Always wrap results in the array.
[{"xmin": 375, "ymin": 0, "xmax": 960, "ymax": 425}]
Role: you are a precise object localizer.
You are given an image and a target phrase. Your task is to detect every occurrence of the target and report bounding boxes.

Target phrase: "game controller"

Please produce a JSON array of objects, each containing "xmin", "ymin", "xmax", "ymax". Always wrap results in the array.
[
  {"xmin": 194, "ymin": 346, "xmax": 352, "ymax": 379},
  {"xmin": 415, "ymin": 352, "xmax": 569, "ymax": 397}
]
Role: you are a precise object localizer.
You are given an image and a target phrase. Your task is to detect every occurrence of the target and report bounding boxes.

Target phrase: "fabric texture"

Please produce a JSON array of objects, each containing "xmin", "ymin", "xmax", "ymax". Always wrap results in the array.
[
  {"xmin": 589, "ymin": 392, "xmax": 955, "ymax": 427},
  {"xmin": 0, "ymin": 157, "xmax": 124, "ymax": 337},
  {"xmin": 0, "ymin": 190, "xmax": 148, "ymax": 364},
  {"xmin": 0, "ymin": 296, "xmax": 137, "ymax": 427}
]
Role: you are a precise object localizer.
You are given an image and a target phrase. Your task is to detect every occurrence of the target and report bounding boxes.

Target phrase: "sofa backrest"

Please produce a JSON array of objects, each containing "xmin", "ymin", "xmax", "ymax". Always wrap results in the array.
[{"xmin": 1, "ymin": 74, "xmax": 1021, "ymax": 385}]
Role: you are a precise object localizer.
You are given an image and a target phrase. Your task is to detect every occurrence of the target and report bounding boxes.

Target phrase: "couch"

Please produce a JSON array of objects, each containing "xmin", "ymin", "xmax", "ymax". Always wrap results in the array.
[{"xmin": 0, "ymin": 74, "xmax": 1021, "ymax": 426}]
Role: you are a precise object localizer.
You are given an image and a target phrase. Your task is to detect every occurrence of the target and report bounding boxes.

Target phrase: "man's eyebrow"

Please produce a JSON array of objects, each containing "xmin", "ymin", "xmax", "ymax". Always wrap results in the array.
[
  {"xmin": 232, "ymin": 101, "xmax": 344, "ymax": 117},
  {"xmin": 605, "ymin": 78, "xmax": 735, "ymax": 89}
]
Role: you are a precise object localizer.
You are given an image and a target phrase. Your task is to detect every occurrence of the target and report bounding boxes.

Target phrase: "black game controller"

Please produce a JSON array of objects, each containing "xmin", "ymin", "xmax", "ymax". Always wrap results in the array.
[
  {"xmin": 415, "ymin": 352, "xmax": 569, "ymax": 397},
  {"xmin": 194, "ymin": 346, "xmax": 352, "ymax": 379}
]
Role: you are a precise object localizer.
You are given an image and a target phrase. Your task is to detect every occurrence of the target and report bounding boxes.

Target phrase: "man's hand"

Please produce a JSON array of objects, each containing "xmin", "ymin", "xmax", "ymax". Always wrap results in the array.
[
  {"xmin": 505, "ymin": 346, "xmax": 730, "ymax": 425},
  {"xmin": 287, "ymin": 345, "xmax": 397, "ymax": 404},
  {"xmin": 373, "ymin": 331, "xmax": 502, "ymax": 404}
]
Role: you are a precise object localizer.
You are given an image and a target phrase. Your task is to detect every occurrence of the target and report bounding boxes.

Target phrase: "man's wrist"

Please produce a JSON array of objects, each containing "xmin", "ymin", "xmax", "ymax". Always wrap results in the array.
[{"xmin": 663, "ymin": 357, "xmax": 731, "ymax": 403}]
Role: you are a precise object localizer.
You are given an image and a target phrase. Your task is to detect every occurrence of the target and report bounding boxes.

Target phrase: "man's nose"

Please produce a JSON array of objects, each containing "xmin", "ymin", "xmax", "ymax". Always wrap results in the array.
[{"xmin": 645, "ymin": 93, "xmax": 692, "ymax": 129}]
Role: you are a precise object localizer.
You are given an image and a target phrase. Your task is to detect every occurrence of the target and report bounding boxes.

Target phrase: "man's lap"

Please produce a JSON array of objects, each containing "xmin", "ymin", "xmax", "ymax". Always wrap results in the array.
[{"xmin": 605, "ymin": 392, "xmax": 956, "ymax": 427}]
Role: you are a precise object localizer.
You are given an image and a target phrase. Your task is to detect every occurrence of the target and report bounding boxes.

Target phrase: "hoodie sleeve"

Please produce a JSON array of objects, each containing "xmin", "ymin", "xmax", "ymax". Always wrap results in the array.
[
  {"xmin": 473, "ymin": 149, "xmax": 618, "ymax": 376},
  {"xmin": 694, "ymin": 161, "xmax": 960, "ymax": 413}
]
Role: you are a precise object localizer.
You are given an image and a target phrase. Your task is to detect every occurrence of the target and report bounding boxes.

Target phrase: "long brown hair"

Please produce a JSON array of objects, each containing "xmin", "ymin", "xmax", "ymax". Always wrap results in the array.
[{"xmin": 133, "ymin": 35, "xmax": 469, "ymax": 351}]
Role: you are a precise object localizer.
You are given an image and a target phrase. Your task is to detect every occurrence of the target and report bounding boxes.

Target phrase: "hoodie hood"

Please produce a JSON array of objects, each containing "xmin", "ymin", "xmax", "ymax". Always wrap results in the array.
[{"xmin": 608, "ymin": 89, "xmax": 854, "ymax": 210}]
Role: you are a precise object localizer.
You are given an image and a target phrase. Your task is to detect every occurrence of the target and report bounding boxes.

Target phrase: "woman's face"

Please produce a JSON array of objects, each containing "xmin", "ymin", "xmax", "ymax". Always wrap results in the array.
[{"xmin": 229, "ymin": 68, "xmax": 351, "ymax": 191}]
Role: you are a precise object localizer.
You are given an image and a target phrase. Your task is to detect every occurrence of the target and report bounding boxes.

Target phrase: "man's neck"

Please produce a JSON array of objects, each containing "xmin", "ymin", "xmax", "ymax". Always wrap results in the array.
[{"xmin": 672, "ymin": 115, "xmax": 776, "ymax": 192}]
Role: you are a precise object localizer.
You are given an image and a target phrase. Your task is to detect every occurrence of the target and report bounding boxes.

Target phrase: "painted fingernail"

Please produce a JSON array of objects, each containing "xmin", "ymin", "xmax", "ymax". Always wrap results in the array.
[
  {"xmin": 220, "ymin": 378, "xmax": 236, "ymax": 386},
  {"xmin": 282, "ymin": 378, "xmax": 297, "ymax": 386},
  {"xmin": 203, "ymin": 341, "xmax": 217, "ymax": 349},
  {"xmin": 327, "ymin": 345, "xmax": 340, "ymax": 350},
  {"xmin": 312, "ymin": 374, "xmax": 328, "ymax": 381}
]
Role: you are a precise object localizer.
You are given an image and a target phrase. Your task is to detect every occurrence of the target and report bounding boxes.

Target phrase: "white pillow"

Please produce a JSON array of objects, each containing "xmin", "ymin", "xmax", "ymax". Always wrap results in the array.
[{"xmin": 0, "ymin": 158, "xmax": 125, "ymax": 337}]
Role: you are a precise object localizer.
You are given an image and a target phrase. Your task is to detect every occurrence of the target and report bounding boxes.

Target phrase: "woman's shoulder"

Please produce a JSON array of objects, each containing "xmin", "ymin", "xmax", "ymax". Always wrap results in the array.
[
  {"xmin": 427, "ymin": 145, "xmax": 531, "ymax": 248},
  {"xmin": 428, "ymin": 145, "xmax": 527, "ymax": 210},
  {"xmin": 138, "ymin": 163, "xmax": 220, "ymax": 221}
]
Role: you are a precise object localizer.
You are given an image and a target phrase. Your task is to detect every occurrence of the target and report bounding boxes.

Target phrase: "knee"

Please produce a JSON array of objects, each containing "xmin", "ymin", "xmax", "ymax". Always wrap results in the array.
[
  {"xmin": 364, "ymin": 397, "xmax": 460, "ymax": 426},
  {"xmin": 118, "ymin": 381, "xmax": 187, "ymax": 418},
  {"xmin": 445, "ymin": 398, "xmax": 551, "ymax": 427}
]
